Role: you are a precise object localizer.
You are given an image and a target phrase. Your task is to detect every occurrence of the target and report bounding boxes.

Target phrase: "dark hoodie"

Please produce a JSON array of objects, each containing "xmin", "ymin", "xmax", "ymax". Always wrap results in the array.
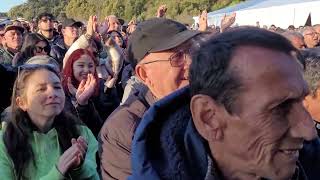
[
  {"xmin": 129, "ymin": 86, "xmax": 320, "ymax": 180},
  {"xmin": 129, "ymin": 86, "xmax": 208, "ymax": 180}
]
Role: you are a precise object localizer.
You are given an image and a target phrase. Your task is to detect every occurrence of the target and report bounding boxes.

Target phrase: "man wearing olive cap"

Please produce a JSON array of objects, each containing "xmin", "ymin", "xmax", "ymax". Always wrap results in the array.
[{"xmin": 0, "ymin": 24, "xmax": 24, "ymax": 65}]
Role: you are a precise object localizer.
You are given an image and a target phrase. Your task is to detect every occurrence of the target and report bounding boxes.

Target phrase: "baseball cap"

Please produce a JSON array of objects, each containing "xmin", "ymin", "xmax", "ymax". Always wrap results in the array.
[
  {"xmin": 62, "ymin": 18, "xmax": 83, "ymax": 28},
  {"xmin": 127, "ymin": 18, "xmax": 200, "ymax": 68},
  {"xmin": 37, "ymin": 13, "xmax": 55, "ymax": 23},
  {"xmin": 2, "ymin": 24, "xmax": 25, "ymax": 34}
]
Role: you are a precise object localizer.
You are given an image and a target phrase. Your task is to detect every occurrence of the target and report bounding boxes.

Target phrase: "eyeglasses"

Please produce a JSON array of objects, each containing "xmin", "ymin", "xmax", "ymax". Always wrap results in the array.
[
  {"xmin": 141, "ymin": 50, "xmax": 190, "ymax": 67},
  {"xmin": 35, "ymin": 45, "xmax": 50, "ymax": 54},
  {"xmin": 304, "ymin": 32, "xmax": 318, "ymax": 37}
]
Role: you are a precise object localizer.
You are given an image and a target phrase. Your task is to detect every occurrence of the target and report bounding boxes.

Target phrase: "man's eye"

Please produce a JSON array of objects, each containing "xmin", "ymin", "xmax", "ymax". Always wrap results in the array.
[
  {"xmin": 274, "ymin": 99, "xmax": 295, "ymax": 116},
  {"xmin": 37, "ymin": 87, "xmax": 46, "ymax": 92}
]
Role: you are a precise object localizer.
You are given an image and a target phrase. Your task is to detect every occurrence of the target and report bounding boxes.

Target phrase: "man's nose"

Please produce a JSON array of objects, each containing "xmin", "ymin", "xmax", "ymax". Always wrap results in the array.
[
  {"xmin": 289, "ymin": 103, "xmax": 318, "ymax": 141},
  {"xmin": 47, "ymin": 86, "xmax": 58, "ymax": 99}
]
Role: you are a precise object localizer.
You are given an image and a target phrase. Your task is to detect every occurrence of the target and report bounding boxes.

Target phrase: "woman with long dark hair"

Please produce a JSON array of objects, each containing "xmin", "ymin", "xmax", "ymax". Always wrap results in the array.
[
  {"xmin": 0, "ymin": 63, "xmax": 99, "ymax": 179},
  {"xmin": 12, "ymin": 33, "xmax": 50, "ymax": 67}
]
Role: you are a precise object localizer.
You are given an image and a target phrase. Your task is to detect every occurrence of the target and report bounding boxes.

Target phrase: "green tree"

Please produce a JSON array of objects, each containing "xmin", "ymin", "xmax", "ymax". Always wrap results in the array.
[
  {"xmin": 66, "ymin": 0, "xmax": 97, "ymax": 21},
  {"xmin": 7, "ymin": 0, "xmax": 245, "ymax": 23}
]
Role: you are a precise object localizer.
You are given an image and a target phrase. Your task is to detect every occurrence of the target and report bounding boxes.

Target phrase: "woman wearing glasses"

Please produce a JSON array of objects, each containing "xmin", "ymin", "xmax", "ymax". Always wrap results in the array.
[
  {"xmin": 0, "ymin": 64, "xmax": 99, "ymax": 179},
  {"xmin": 12, "ymin": 33, "xmax": 51, "ymax": 67}
]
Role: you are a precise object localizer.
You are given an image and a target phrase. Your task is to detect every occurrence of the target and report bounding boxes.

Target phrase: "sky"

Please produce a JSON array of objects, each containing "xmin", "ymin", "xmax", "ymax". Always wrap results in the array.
[{"xmin": 0, "ymin": 0, "xmax": 25, "ymax": 12}]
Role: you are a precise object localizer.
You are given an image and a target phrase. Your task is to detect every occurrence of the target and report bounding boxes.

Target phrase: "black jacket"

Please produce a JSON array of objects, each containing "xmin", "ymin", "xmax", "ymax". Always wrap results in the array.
[
  {"xmin": 0, "ymin": 64, "xmax": 16, "ymax": 113},
  {"xmin": 50, "ymin": 37, "xmax": 67, "ymax": 68}
]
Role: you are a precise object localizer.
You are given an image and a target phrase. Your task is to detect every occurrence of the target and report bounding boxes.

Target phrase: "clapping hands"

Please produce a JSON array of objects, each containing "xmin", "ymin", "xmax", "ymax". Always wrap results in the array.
[{"xmin": 57, "ymin": 136, "xmax": 88, "ymax": 175}]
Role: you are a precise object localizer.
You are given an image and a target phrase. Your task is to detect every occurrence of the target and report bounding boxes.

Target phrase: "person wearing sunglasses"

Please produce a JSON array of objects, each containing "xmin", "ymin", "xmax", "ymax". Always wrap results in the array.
[
  {"xmin": 51, "ymin": 18, "xmax": 83, "ymax": 68},
  {"xmin": 37, "ymin": 13, "xmax": 59, "ymax": 46},
  {"xmin": 99, "ymin": 18, "xmax": 207, "ymax": 180},
  {"xmin": 12, "ymin": 33, "xmax": 50, "ymax": 67},
  {"xmin": 0, "ymin": 63, "xmax": 99, "ymax": 179}
]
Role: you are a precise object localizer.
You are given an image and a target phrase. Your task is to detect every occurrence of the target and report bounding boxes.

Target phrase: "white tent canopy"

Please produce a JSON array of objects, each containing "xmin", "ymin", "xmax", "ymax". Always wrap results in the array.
[{"xmin": 194, "ymin": 0, "xmax": 320, "ymax": 29}]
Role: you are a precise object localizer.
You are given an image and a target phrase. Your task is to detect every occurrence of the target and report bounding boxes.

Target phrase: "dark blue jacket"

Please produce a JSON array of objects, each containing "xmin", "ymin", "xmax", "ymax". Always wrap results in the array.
[{"xmin": 130, "ymin": 86, "xmax": 320, "ymax": 180}]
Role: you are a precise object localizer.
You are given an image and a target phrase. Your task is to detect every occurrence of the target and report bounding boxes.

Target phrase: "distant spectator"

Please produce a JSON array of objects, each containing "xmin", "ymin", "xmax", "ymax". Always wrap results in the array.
[
  {"xmin": 269, "ymin": 24, "xmax": 276, "ymax": 32},
  {"xmin": 303, "ymin": 26, "xmax": 319, "ymax": 48},
  {"xmin": 13, "ymin": 33, "xmax": 50, "ymax": 66},
  {"xmin": 313, "ymin": 24, "xmax": 320, "ymax": 42},
  {"xmin": 0, "ymin": 24, "xmax": 24, "ymax": 65},
  {"xmin": 282, "ymin": 31, "xmax": 305, "ymax": 50},
  {"xmin": 37, "ymin": 13, "xmax": 59, "ymax": 45},
  {"xmin": 105, "ymin": 15, "xmax": 122, "ymax": 33},
  {"xmin": 256, "ymin": 21, "xmax": 260, "ymax": 28},
  {"xmin": 288, "ymin": 25, "xmax": 295, "ymax": 31},
  {"xmin": 50, "ymin": 18, "xmax": 83, "ymax": 67}
]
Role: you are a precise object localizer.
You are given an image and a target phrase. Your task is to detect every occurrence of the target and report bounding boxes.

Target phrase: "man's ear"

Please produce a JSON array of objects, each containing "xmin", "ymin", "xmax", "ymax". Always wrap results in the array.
[
  {"xmin": 135, "ymin": 64, "xmax": 149, "ymax": 85},
  {"xmin": 61, "ymin": 28, "xmax": 66, "ymax": 36},
  {"xmin": 16, "ymin": 97, "xmax": 27, "ymax": 111},
  {"xmin": 190, "ymin": 94, "xmax": 224, "ymax": 142}
]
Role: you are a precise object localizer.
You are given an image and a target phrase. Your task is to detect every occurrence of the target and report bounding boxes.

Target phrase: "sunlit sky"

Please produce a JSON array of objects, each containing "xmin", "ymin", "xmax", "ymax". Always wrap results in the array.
[{"xmin": 1, "ymin": 0, "xmax": 25, "ymax": 12}]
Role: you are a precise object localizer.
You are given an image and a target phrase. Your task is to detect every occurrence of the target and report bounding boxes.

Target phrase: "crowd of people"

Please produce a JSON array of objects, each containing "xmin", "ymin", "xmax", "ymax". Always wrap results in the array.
[{"xmin": 0, "ymin": 4, "xmax": 320, "ymax": 180}]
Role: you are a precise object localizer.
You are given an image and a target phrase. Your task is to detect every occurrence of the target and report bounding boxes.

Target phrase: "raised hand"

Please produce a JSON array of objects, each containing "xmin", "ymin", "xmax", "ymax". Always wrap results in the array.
[
  {"xmin": 157, "ymin": 4, "xmax": 167, "ymax": 18},
  {"xmin": 199, "ymin": 10, "xmax": 208, "ymax": 31},
  {"xmin": 57, "ymin": 136, "xmax": 88, "ymax": 175},
  {"xmin": 221, "ymin": 12, "xmax": 236, "ymax": 32},
  {"xmin": 76, "ymin": 74, "xmax": 97, "ymax": 105},
  {"xmin": 86, "ymin": 15, "xmax": 98, "ymax": 37},
  {"xmin": 127, "ymin": 18, "xmax": 137, "ymax": 34}
]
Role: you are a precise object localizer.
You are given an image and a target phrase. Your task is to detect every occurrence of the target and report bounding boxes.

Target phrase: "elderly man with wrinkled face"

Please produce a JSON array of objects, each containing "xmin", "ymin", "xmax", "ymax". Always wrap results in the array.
[
  {"xmin": 303, "ymin": 27, "xmax": 319, "ymax": 49},
  {"xmin": 129, "ymin": 27, "xmax": 320, "ymax": 180},
  {"xmin": 0, "ymin": 25, "xmax": 24, "ymax": 65}
]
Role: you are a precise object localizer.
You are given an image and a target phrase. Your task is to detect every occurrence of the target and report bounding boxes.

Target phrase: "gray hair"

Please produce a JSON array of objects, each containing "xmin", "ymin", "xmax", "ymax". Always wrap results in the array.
[
  {"xmin": 302, "ymin": 26, "xmax": 315, "ymax": 36},
  {"xmin": 282, "ymin": 31, "xmax": 303, "ymax": 41},
  {"xmin": 303, "ymin": 55, "xmax": 320, "ymax": 96}
]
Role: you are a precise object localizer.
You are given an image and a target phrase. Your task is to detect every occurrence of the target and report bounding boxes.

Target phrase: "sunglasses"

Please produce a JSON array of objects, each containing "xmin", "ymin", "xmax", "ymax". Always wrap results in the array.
[
  {"xmin": 35, "ymin": 45, "xmax": 50, "ymax": 54},
  {"xmin": 141, "ymin": 49, "xmax": 191, "ymax": 67},
  {"xmin": 40, "ymin": 17, "xmax": 53, "ymax": 23},
  {"xmin": 17, "ymin": 63, "xmax": 59, "ymax": 80}
]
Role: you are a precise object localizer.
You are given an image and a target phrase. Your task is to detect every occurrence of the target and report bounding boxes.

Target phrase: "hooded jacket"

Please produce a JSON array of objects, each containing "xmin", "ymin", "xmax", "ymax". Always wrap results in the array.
[
  {"xmin": 0, "ymin": 125, "xmax": 99, "ymax": 179},
  {"xmin": 129, "ymin": 86, "xmax": 320, "ymax": 180}
]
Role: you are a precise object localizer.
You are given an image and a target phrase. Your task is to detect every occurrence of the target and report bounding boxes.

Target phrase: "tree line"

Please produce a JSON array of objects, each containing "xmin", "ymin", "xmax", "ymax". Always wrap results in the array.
[{"xmin": 6, "ymin": 0, "xmax": 244, "ymax": 24}]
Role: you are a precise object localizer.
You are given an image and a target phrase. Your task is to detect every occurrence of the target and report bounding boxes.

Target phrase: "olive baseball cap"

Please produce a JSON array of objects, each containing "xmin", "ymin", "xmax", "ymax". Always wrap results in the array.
[{"xmin": 127, "ymin": 18, "xmax": 200, "ymax": 68}]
